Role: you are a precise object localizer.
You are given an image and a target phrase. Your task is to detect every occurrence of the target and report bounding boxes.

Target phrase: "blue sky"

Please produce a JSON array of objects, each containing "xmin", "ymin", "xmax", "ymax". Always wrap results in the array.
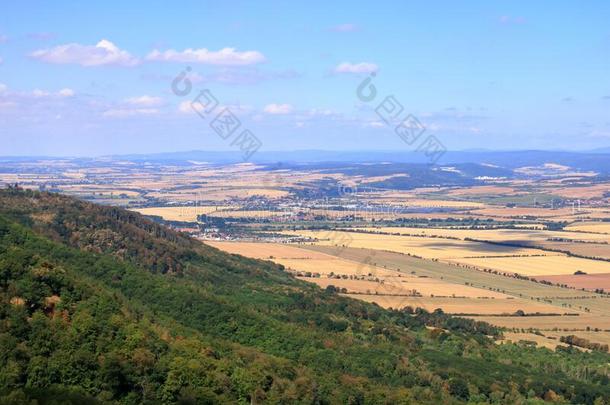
[{"xmin": 1, "ymin": 0, "xmax": 610, "ymax": 156}]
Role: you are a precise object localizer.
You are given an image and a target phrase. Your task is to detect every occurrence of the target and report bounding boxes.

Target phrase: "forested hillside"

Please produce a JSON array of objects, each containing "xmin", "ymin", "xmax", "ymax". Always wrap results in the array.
[{"xmin": 0, "ymin": 189, "xmax": 609, "ymax": 404}]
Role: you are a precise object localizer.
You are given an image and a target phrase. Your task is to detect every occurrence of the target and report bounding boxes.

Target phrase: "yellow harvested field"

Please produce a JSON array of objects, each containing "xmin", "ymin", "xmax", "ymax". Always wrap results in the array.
[
  {"xmin": 205, "ymin": 240, "xmax": 453, "ymax": 283},
  {"xmin": 360, "ymin": 189, "xmax": 435, "ymax": 199},
  {"xmin": 302, "ymin": 278, "xmax": 416, "ymax": 295},
  {"xmin": 474, "ymin": 207, "xmax": 575, "ymax": 218},
  {"xmin": 565, "ymin": 222, "xmax": 610, "ymax": 234},
  {"xmin": 132, "ymin": 206, "xmax": 230, "ymax": 222},
  {"xmin": 278, "ymin": 258, "xmax": 399, "ymax": 277},
  {"xmin": 378, "ymin": 198, "xmax": 485, "ymax": 208},
  {"xmin": 548, "ymin": 183, "xmax": 610, "ymax": 199},
  {"xmin": 208, "ymin": 210, "xmax": 293, "ymax": 219},
  {"xmin": 473, "ymin": 315, "xmax": 610, "ymax": 331},
  {"xmin": 146, "ymin": 187, "xmax": 289, "ymax": 202},
  {"xmin": 205, "ymin": 241, "xmax": 332, "ymax": 260},
  {"xmin": 302, "ymin": 276, "xmax": 509, "ymax": 299},
  {"xmin": 207, "ymin": 241, "xmax": 513, "ymax": 307},
  {"xmin": 446, "ymin": 185, "xmax": 521, "ymax": 196},
  {"xmin": 447, "ymin": 255, "xmax": 610, "ymax": 276},
  {"xmin": 307, "ymin": 209, "xmax": 440, "ymax": 221},
  {"xmin": 513, "ymin": 224, "xmax": 547, "ymax": 229},
  {"xmin": 355, "ymin": 226, "xmax": 610, "ymax": 243},
  {"xmin": 207, "ymin": 238, "xmax": 608, "ymax": 324},
  {"xmin": 347, "ymin": 295, "xmax": 562, "ymax": 313},
  {"xmin": 500, "ymin": 332, "xmax": 570, "ymax": 350},
  {"xmin": 221, "ymin": 188, "xmax": 289, "ymax": 198},
  {"xmin": 60, "ymin": 184, "xmax": 142, "ymax": 196},
  {"xmin": 288, "ymin": 230, "xmax": 551, "ymax": 259},
  {"xmin": 584, "ymin": 208, "xmax": 610, "ymax": 217},
  {"xmin": 543, "ymin": 330, "xmax": 610, "ymax": 346},
  {"xmin": 562, "ymin": 210, "xmax": 610, "ymax": 221}
]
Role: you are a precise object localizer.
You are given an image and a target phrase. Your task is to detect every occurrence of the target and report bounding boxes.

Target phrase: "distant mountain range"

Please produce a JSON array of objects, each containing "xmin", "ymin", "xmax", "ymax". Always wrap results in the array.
[
  {"xmin": 105, "ymin": 149, "xmax": 610, "ymax": 174},
  {"xmin": 2, "ymin": 149, "xmax": 609, "ymax": 174},
  {"xmin": 111, "ymin": 149, "xmax": 610, "ymax": 173}
]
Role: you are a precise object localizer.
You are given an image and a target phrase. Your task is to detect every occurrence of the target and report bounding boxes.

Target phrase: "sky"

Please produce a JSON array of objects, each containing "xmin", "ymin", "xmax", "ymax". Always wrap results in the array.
[{"xmin": 1, "ymin": 0, "xmax": 610, "ymax": 156}]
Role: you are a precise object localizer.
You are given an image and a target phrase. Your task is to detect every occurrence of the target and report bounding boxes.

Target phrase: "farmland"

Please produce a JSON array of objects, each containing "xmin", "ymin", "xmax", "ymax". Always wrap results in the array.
[
  {"xmin": 2, "ymin": 156, "xmax": 610, "ymax": 352},
  {"xmin": 532, "ymin": 273, "xmax": 610, "ymax": 291},
  {"xmin": 446, "ymin": 256, "xmax": 610, "ymax": 276},
  {"xmin": 207, "ymin": 240, "xmax": 610, "ymax": 350},
  {"xmin": 287, "ymin": 228, "xmax": 610, "ymax": 282},
  {"xmin": 133, "ymin": 206, "xmax": 231, "ymax": 222},
  {"xmin": 207, "ymin": 241, "xmax": 512, "ymax": 300},
  {"xmin": 209, "ymin": 241, "xmax": 609, "ymax": 316},
  {"xmin": 566, "ymin": 222, "xmax": 610, "ymax": 234},
  {"xmin": 354, "ymin": 226, "xmax": 610, "ymax": 243},
  {"xmin": 352, "ymin": 296, "xmax": 561, "ymax": 314},
  {"xmin": 352, "ymin": 226, "xmax": 610, "ymax": 260},
  {"xmin": 287, "ymin": 230, "xmax": 551, "ymax": 259}
]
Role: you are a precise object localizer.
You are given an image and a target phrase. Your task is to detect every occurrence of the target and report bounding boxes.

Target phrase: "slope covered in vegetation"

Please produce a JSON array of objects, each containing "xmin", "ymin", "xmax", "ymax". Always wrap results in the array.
[{"xmin": 0, "ymin": 189, "xmax": 608, "ymax": 404}]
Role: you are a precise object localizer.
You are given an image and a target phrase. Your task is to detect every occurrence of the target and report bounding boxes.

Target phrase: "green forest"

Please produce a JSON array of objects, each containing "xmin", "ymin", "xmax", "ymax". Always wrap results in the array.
[{"xmin": 0, "ymin": 189, "xmax": 608, "ymax": 404}]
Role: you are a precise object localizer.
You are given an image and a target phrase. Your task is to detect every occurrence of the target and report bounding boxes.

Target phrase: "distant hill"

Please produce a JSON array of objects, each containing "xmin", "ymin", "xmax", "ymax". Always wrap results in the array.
[
  {"xmin": 105, "ymin": 149, "xmax": 610, "ymax": 173},
  {"xmin": 2, "ymin": 149, "xmax": 609, "ymax": 174},
  {"xmin": 0, "ymin": 189, "xmax": 609, "ymax": 404},
  {"xmin": 264, "ymin": 162, "xmax": 515, "ymax": 192}
]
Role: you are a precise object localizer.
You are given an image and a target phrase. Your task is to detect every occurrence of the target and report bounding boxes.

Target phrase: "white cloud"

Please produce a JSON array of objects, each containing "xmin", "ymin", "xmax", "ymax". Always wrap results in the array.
[
  {"xmin": 329, "ymin": 23, "xmax": 360, "ymax": 33},
  {"xmin": 264, "ymin": 103, "xmax": 294, "ymax": 114},
  {"xmin": 185, "ymin": 72, "xmax": 204, "ymax": 83},
  {"xmin": 308, "ymin": 108, "xmax": 336, "ymax": 117},
  {"xmin": 124, "ymin": 95, "xmax": 163, "ymax": 107},
  {"xmin": 0, "ymin": 86, "xmax": 77, "ymax": 115},
  {"xmin": 102, "ymin": 108, "xmax": 158, "ymax": 118},
  {"xmin": 30, "ymin": 39, "xmax": 139, "ymax": 67},
  {"xmin": 178, "ymin": 100, "xmax": 252, "ymax": 115},
  {"xmin": 31, "ymin": 88, "xmax": 74, "ymax": 98},
  {"xmin": 58, "ymin": 88, "xmax": 75, "ymax": 97},
  {"xmin": 177, "ymin": 100, "xmax": 193, "ymax": 114},
  {"xmin": 366, "ymin": 121, "xmax": 385, "ymax": 128},
  {"xmin": 334, "ymin": 62, "xmax": 378, "ymax": 74},
  {"xmin": 32, "ymin": 89, "xmax": 50, "ymax": 98},
  {"xmin": 102, "ymin": 95, "xmax": 166, "ymax": 117},
  {"xmin": 146, "ymin": 47, "xmax": 266, "ymax": 65}
]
